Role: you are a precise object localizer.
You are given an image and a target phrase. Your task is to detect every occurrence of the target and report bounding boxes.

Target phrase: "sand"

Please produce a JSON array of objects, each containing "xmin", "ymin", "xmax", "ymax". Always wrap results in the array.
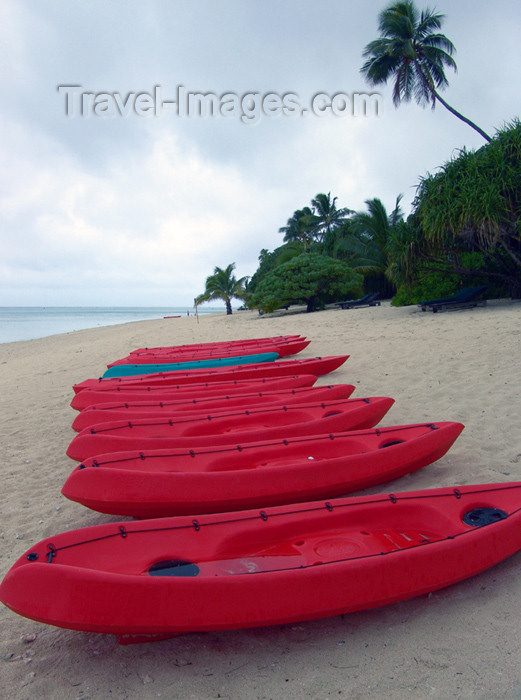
[{"xmin": 1, "ymin": 301, "xmax": 520, "ymax": 699}]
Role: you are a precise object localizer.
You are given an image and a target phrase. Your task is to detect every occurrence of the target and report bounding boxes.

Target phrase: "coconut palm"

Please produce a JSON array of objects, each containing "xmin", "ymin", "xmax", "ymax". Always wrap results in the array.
[
  {"xmin": 195, "ymin": 263, "xmax": 247, "ymax": 315},
  {"xmin": 385, "ymin": 217, "xmax": 422, "ymax": 287},
  {"xmin": 361, "ymin": 1, "xmax": 491, "ymax": 142},
  {"xmin": 342, "ymin": 196, "xmax": 404, "ymax": 276},
  {"xmin": 279, "ymin": 207, "xmax": 316, "ymax": 248},
  {"xmin": 310, "ymin": 192, "xmax": 352, "ymax": 243}
]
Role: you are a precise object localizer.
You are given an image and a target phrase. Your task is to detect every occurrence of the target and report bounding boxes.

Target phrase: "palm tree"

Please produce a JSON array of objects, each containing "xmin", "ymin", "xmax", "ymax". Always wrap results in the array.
[
  {"xmin": 279, "ymin": 207, "xmax": 316, "ymax": 248},
  {"xmin": 361, "ymin": 1, "xmax": 491, "ymax": 142},
  {"xmin": 310, "ymin": 192, "xmax": 352, "ymax": 243},
  {"xmin": 341, "ymin": 196, "xmax": 404, "ymax": 279},
  {"xmin": 385, "ymin": 218, "xmax": 421, "ymax": 288},
  {"xmin": 195, "ymin": 263, "xmax": 247, "ymax": 315}
]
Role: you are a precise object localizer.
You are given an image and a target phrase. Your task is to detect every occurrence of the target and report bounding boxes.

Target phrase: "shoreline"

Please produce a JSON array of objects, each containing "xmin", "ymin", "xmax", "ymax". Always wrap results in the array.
[
  {"xmin": 0, "ymin": 306, "xmax": 229, "ymax": 345},
  {"xmin": 1, "ymin": 302, "xmax": 521, "ymax": 699}
]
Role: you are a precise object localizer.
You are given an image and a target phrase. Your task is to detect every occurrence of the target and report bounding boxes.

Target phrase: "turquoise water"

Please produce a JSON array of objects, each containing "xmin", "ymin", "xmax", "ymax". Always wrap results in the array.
[{"xmin": 0, "ymin": 307, "xmax": 226, "ymax": 344}]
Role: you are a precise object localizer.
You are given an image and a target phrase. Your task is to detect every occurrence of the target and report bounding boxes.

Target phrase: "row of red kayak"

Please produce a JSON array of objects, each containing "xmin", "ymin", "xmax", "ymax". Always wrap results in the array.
[
  {"xmin": 1, "ymin": 333, "xmax": 520, "ymax": 645},
  {"xmin": 107, "ymin": 335, "xmax": 311, "ymax": 366}
]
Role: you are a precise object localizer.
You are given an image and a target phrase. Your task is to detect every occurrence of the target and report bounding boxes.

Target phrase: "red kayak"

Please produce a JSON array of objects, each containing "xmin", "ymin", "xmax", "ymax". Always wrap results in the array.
[
  {"xmin": 66, "ymin": 396, "xmax": 394, "ymax": 461},
  {"xmin": 3, "ymin": 482, "xmax": 520, "ymax": 641},
  {"xmin": 130, "ymin": 335, "xmax": 305, "ymax": 355},
  {"xmin": 109, "ymin": 339, "xmax": 310, "ymax": 366},
  {"xmin": 70, "ymin": 374, "xmax": 318, "ymax": 411},
  {"xmin": 62, "ymin": 422, "xmax": 464, "ymax": 517},
  {"xmin": 72, "ymin": 356, "xmax": 349, "ymax": 393},
  {"xmin": 71, "ymin": 384, "xmax": 356, "ymax": 432}
]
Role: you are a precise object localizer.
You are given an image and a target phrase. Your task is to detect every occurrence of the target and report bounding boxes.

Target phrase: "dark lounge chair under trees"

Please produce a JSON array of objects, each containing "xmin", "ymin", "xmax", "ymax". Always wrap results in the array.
[
  {"xmin": 418, "ymin": 286, "xmax": 488, "ymax": 313},
  {"xmin": 336, "ymin": 292, "xmax": 381, "ymax": 309}
]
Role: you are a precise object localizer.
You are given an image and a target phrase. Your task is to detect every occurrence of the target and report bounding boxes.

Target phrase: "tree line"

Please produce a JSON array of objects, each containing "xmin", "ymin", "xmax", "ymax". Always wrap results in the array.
[{"xmin": 196, "ymin": 2, "xmax": 519, "ymax": 314}]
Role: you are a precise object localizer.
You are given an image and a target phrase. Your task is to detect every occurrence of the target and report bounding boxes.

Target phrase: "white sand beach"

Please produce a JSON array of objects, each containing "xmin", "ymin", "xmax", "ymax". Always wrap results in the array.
[{"xmin": 1, "ymin": 301, "xmax": 521, "ymax": 699}]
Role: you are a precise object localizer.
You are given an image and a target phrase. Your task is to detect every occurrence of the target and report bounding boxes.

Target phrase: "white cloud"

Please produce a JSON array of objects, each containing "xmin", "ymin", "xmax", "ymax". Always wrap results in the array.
[{"xmin": 0, "ymin": 118, "xmax": 283, "ymax": 304}]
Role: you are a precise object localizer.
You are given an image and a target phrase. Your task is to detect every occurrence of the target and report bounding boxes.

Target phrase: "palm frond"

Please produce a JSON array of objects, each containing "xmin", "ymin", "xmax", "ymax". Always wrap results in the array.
[{"xmin": 361, "ymin": 0, "xmax": 489, "ymax": 139}]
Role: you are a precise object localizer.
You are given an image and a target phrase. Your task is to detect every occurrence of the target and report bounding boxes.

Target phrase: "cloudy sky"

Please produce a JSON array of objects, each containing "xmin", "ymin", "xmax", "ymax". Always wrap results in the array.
[{"xmin": 1, "ymin": 0, "xmax": 519, "ymax": 306}]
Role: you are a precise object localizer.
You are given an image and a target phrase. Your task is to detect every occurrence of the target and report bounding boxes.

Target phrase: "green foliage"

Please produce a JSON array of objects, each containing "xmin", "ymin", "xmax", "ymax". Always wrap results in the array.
[
  {"xmin": 413, "ymin": 119, "xmax": 521, "ymax": 296},
  {"xmin": 195, "ymin": 263, "xmax": 247, "ymax": 315},
  {"xmin": 392, "ymin": 271, "xmax": 461, "ymax": 306},
  {"xmin": 279, "ymin": 207, "xmax": 316, "ymax": 247},
  {"xmin": 279, "ymin": 193, "xmax": 351, "ymax": 248},
  {"xmin": 322, "ymin": 219, "xmax": 355, "ymax": 259},
  {"xmin": 391, "ymin": 252, "xmax": 487, "ymax": 305},
  {"xmin": 249, "ymin": 253, "xmax": 363, "ymax": 313},
  {"xmin": 341, "ymin": 196, "xmax": 403, "ymax": 276},
  {"xmin": 385, "ymin": 218, "xmax": 421, "ymax": 287},
  {"xmin": 361, "ymin": 1, "xmax": 456, "ymax": 108},
  {"xmin": 361, "ymin": 1, "xmax": 490, "ymax": 141},
  {"xmin": 246, "ymin": 242, "xmax": 303, "ymax": 296},
  {"xmin": 310, "ymin": 193, "xmax": 352, "ymax": 243},
  {"xmin": 243, "ymin": 121, "xmax": 521, "ymax": 310}
]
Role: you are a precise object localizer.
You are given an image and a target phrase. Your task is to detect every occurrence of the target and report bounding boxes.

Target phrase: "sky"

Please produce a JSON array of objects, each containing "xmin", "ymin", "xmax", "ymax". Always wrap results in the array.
[{"xmin": 1, "ymin": 0, "xmax": 520, "ymax": 306}]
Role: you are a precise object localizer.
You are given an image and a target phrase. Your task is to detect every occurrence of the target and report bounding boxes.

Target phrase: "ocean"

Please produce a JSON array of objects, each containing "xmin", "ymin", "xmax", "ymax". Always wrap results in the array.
[{"xmin": 0, "ymin": 306, "xmax": 227, "ymax": 344}]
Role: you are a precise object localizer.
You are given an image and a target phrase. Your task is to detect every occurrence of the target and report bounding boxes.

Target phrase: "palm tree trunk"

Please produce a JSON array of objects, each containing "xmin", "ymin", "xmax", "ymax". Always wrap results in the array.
[
  {"xmin": 225, "ymin": 299, "xmax": 233, "ymax": 315},
  {"xmin": 433, "ymin": 90, "xmax": 492, "ymax": 142},
  {"xmin": 433, "ymin": 90, "xmax": 492, "ymax": 143},
  {"xmin": 412, "ymin": 59, "xmax": 492, "ymax": 143}
]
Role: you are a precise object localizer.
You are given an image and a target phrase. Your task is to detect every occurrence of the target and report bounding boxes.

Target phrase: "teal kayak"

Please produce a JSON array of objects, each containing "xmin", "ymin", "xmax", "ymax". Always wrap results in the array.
[{"xmin": 102, "ymin": 352, "xmax": 279, "ymax": 378}]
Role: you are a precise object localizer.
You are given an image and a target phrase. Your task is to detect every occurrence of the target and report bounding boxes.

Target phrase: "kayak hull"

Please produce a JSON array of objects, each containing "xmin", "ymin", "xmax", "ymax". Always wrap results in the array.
[
  {"xmin": 109, "ymin": 339, "xmax": 310, "ymax": 365},
  {"xmin": 102, "ymin": 352, "xmax": 279, "ymax": 378},
  {"xmin": 62, "ymin": 422, "xmax": 464, "ymax": 517},
  {"xmin": 72, "ymin": 356, "xmax": 349, "ymax": 393},
  {"xmin": 70, "ymin": 374, "xmax": 318, "ymax": 411},
  {"xmin": 3, "ymin": 482, "xmax": 521, "ymax": 639},
  {"xmin": 66, "ymin": 396, "xmax": 395, "ymax": 461},
  {"xmin": 130, "ymin": 335, "xmax": 305, "ymax": 356},
  {"xmin": 71, "ymin": 384, "xmax": 357, "ymax": 432}
]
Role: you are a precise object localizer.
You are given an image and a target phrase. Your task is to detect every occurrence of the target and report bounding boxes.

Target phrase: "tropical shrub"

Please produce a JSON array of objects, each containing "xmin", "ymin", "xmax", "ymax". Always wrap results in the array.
[
  {"xmin": 246, "ymin": 243, "xmax": 304, "ymax": 297},
  {"xmin": 413, "ymin": 120, "xmax": 521, "ymax": 297},
  {"xmin": 392, "ymin": 271, "xmax": 461, "ymax": 306},
  {"xmin": 391, "ymin": 253, "xmax": 487, "ymax": 305},
  {"xmin": 249, "ymin": 253, "xmax": 363, "ymax": 313}
]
